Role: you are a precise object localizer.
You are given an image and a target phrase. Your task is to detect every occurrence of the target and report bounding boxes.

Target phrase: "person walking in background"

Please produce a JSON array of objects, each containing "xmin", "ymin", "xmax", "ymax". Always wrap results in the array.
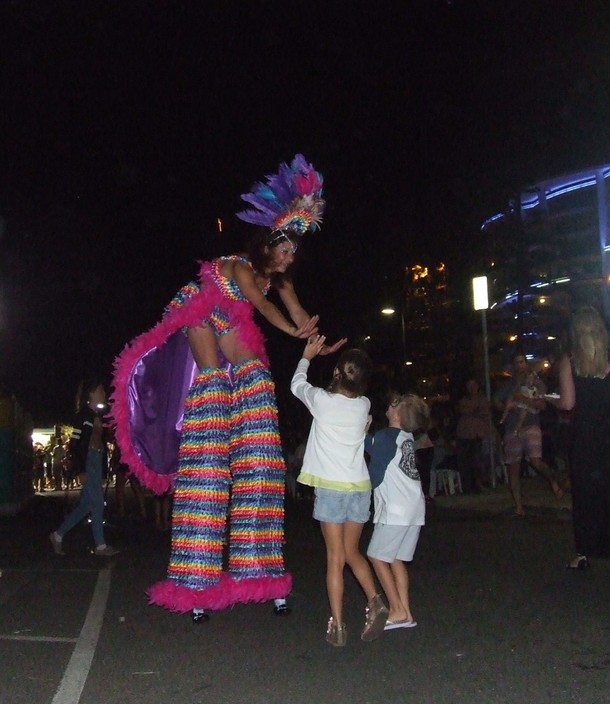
[
  {"xmin": 556, "ymin": 306, "xmax": 610, "ymax": 569},
  {"xmin": 51, "ymin": 438, "xmax": 66, "ymax": 491},
  {"xmin": 366, "ymin": 393, "xmax": 429, "ymax": 630},
  {"xmin": 495, "ymin": 353, "xmax": 563, "ymax": 516},
  {"xmin": 49, "ymin": 379, "xmax": 120, "ymax": 557},
  {"xmin": 456, "ymin": 378, "xmax": 491, "ymax": 493},
  {"xmin": 33, "ymin": 443, "xmax": 45, "ymax": 492},
  {"xmin": 291, "ymin": 335, "xmax": 388, "ymax": 647}
]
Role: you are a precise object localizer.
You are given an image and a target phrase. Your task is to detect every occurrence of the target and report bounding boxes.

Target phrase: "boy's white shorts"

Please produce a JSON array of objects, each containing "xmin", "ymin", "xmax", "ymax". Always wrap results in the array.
[{"xmin": 367, "ymin": 523, "xmax": 421, "ymax": 562}]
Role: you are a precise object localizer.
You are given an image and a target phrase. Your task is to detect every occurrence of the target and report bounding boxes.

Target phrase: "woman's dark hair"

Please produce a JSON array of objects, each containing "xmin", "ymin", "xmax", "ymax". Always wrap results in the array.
[
  {"xmin": 245, "ymin": 227, "xmax": 299, "ymax": 287},
  {"xmin": 75, "ymin": 378, "xmax": 105, "ymax": 413},
  {"xmin": 329, "ymin": 349, "xmax": 372, "ymax": 396}
]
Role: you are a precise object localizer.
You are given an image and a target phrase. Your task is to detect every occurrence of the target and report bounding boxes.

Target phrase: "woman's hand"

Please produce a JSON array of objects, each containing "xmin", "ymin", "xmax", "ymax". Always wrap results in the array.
[
  {"xmin": 303, "ymin": 334, "xmax": 326, "ymax": 360},
  {"xmin": 291, "ymin": 315, "xmax": 320, "ymax": 339},
  {"xmin": 319, "ymin": 337, "xmax": 348, "ymax": 356}
]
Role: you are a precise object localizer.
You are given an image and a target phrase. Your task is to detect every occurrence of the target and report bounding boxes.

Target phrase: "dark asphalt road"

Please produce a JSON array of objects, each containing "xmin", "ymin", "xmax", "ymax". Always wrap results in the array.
[{"xmin": 1, "ymin": 489, "xmax": 609, "ymax": 704}]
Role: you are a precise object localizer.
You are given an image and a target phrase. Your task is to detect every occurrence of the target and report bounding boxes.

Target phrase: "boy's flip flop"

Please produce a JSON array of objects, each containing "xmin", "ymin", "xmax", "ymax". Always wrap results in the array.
[{"xmin": 384, "ymin": 619, "xmax": 417, "ymax": 630}]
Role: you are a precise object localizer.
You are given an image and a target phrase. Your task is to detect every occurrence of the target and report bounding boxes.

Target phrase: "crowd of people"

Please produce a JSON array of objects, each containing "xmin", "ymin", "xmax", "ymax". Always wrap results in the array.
[
  {"xmin": 33, "ymin": 437, "xmax": 77, "ymax": 493},
  {"xmin": 285, "ymin": 351, "xmax": 568, "ymax": 515},
  {"xmin": 35, "ymin": 422, "xmax": 166, "ymax": 532}
]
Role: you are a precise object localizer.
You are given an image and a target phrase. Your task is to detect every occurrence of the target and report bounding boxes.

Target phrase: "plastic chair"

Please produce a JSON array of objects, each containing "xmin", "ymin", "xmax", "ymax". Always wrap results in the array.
[{"xmin": 434, "ymin": 468, "xmax": 463, "ymax": 496}]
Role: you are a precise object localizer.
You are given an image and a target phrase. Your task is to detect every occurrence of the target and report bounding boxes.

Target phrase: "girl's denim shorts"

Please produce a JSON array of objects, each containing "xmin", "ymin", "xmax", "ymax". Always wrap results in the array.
[{"xmin": 313, "ymin": 487, "xmax": 371, "ymax": 524}]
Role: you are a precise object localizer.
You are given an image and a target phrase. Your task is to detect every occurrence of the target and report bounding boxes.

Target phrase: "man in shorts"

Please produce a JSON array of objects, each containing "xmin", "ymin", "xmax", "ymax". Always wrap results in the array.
[{"xmin": 495, "ymin": 353, "xmax": 563, "ymax": 516}]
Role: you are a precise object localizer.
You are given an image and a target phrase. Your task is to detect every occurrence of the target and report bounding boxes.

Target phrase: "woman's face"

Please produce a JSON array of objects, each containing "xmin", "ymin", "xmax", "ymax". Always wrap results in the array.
[{"xmin": 265, "ymin": 236, "xmax": 297, "ymax": 274}]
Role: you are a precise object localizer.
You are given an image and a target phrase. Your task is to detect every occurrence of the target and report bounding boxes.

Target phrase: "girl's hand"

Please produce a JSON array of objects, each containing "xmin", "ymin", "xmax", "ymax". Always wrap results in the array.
[
  {"xmin": 291, "ymin": 315, "xmax": 320, "ymax": 339},
  {"xmin": 319, "ymin": 337, "xmax": 348, "ymax": 356},
  {"xmin": 303, "ymin": 334, "xmax": 326, "ymax": 360}
]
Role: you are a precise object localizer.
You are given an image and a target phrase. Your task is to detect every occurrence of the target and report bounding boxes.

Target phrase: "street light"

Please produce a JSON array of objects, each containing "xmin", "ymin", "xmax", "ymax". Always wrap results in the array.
[
  {"xmin": 380, "ymin": 305, "xmax": 406, "ymax": 367},
  {"xmin": 472, "ymin": 276, "xmax": 496, "ymax": 488}
]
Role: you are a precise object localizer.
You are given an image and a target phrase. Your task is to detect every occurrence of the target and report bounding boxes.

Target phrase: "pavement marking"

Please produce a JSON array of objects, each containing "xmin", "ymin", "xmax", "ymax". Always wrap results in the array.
[
  {"xmin": 0, "ymin": 635, "xmax": 78, "ymax": 643},
  {"xmin": 51, "ymin": 567, "xmax": 112, "ymax": 704},
  {"xmin": 1, "ymin": 568, "xmax": 100, "ymax": 573}
]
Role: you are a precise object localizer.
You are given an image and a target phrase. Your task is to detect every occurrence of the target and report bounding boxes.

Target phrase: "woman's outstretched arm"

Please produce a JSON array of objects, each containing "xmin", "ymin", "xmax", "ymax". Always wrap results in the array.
[{"xmin": 234, "ymin": 261, "xmax": 319, "ymax": 338}]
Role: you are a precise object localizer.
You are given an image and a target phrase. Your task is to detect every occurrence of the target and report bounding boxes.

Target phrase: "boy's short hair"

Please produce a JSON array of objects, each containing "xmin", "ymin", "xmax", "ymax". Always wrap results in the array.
[
  {"xmin": 396, "ymin": 394, "xmax": 430, "ymax": 433},
  {"xmin": 333, "ymin": 349, "xmax": 372, "ymax": 396}
]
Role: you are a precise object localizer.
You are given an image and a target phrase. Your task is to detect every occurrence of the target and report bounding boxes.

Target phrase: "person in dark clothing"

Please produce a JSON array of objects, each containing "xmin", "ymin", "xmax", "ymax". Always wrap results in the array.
[
  {"xmin": 49, "ymin": 379, "xmax": 120, "ymax": 557},
  {"xmin": 557, "ymin": 307, "xmax": 610, "ymax": 569}
]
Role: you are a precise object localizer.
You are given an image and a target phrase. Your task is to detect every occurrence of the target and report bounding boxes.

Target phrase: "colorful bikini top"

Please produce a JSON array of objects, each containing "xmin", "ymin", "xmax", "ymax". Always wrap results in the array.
[
  {"xmin": 165, "ymin": 255, "xmax": 272, "ymax": 319},
  {"xmin": 211, "ymin": 256, "xmax": 271, "ymax": 300}
]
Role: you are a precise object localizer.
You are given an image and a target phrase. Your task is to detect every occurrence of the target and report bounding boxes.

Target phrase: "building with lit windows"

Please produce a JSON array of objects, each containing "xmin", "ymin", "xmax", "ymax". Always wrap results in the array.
[
  {"xmin": 402, "ymin": 261, "xmax": 456, "ymax": 395},
  {"xmin": 480, "ymin": 165, "xmax": 610, "ymax": 368}
]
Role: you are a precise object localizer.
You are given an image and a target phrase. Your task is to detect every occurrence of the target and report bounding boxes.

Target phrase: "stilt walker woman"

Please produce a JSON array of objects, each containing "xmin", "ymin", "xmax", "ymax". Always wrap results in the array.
[{"xmin": 111, "ymin": 155, "xmax": 345, "ymax": 620}]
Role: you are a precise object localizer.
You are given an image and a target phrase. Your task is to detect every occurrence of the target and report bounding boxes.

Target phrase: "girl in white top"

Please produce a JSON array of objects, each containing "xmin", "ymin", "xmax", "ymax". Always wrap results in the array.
[{"xmin": 291, "ymin": 335, "xmax": 388, "ymax": 647}]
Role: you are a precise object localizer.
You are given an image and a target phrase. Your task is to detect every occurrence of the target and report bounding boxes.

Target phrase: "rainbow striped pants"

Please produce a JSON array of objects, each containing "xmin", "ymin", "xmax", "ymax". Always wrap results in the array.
[{"xmin": 152, "ymin": 360, "xmax": 290, "ymax": 611}]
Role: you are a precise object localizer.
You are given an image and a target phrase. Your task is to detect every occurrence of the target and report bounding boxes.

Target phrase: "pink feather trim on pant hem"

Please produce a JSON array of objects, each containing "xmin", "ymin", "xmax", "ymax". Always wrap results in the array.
[{"xmin": 147, "ymin": 572, "xmax": 293, "ymax": 613}]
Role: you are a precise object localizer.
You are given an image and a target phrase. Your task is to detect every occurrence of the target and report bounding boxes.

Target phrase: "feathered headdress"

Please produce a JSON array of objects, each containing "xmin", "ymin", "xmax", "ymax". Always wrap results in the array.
[{"xmin": 236, "ymin": 154, "xmax": 324, "ymax": 235}]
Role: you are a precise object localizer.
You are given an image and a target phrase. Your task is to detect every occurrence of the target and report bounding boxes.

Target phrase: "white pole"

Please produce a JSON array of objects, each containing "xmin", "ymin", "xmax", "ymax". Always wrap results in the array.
[
  {"xmin": 473, "ymin": 276, "xmax": 496, "ymax": 489},
  {"xmin": 481, "ymin": 309, "xmax": 496, "ymax": 488}
]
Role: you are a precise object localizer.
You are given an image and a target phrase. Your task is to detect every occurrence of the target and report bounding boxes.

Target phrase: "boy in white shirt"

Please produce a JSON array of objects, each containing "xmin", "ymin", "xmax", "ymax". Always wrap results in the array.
[{"xmin": 366, "ymin": 394, "xmax": 429, "ymax": 629}]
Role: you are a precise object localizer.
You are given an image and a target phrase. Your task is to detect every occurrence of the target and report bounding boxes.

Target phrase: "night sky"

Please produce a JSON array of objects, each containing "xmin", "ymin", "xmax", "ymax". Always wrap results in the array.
[{"xmin": 2, "ymin": 1, "xmax": 610, "ymax": 423}]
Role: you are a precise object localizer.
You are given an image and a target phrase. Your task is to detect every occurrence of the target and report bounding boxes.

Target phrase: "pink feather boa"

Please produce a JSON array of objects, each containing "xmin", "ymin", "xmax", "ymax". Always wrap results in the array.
[
  {"xmin": 110, "ymin": 260, "xmax": 269, "ymax": 494},
  {"xmin": 147, "ymin": 571, "xmax": 293, "ymax": 612}
]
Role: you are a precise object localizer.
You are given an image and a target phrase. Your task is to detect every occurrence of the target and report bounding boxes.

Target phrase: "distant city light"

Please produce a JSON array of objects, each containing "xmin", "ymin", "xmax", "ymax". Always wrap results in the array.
[
  {"xmin": 539, "ymin": 297, "xmax": 547, "ymax": 304},
  {"xmin": 381, "ymin": 308, "xmax": 395, "ymax": 315},
  {"xmin": 32, "ymin": 431, "xmax": 51, "ymax": 446},
  {"xmin": 547, "ymin": 335, "xmax": 556, "ymax": 340},
  {"xmin": 411, "ymin": 264, "xmax": 429, "ymax": 280},
  {"xmin": 217, "ymin": 217, "xmax": 223, "ymax": 233},
  {"xmin": 509, "ymin": 335, "xmax": 518, "ymax": 342},
  {"xmin": 480, "ymin": 212, "xmax": 504, "ymax": 230},
  {"xmin": 364, "ymin": 335, "xmax": 371, "ymax": 341},
  {"xmin": 405, "ymin": 361, "xmax": 413, "ymax": 366}
]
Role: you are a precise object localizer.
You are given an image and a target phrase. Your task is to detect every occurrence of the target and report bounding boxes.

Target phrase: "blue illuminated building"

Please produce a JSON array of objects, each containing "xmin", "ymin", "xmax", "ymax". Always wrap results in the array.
[{"xmin": 481, "ymin": 165, "xmax": 610, "ymax": 366}]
